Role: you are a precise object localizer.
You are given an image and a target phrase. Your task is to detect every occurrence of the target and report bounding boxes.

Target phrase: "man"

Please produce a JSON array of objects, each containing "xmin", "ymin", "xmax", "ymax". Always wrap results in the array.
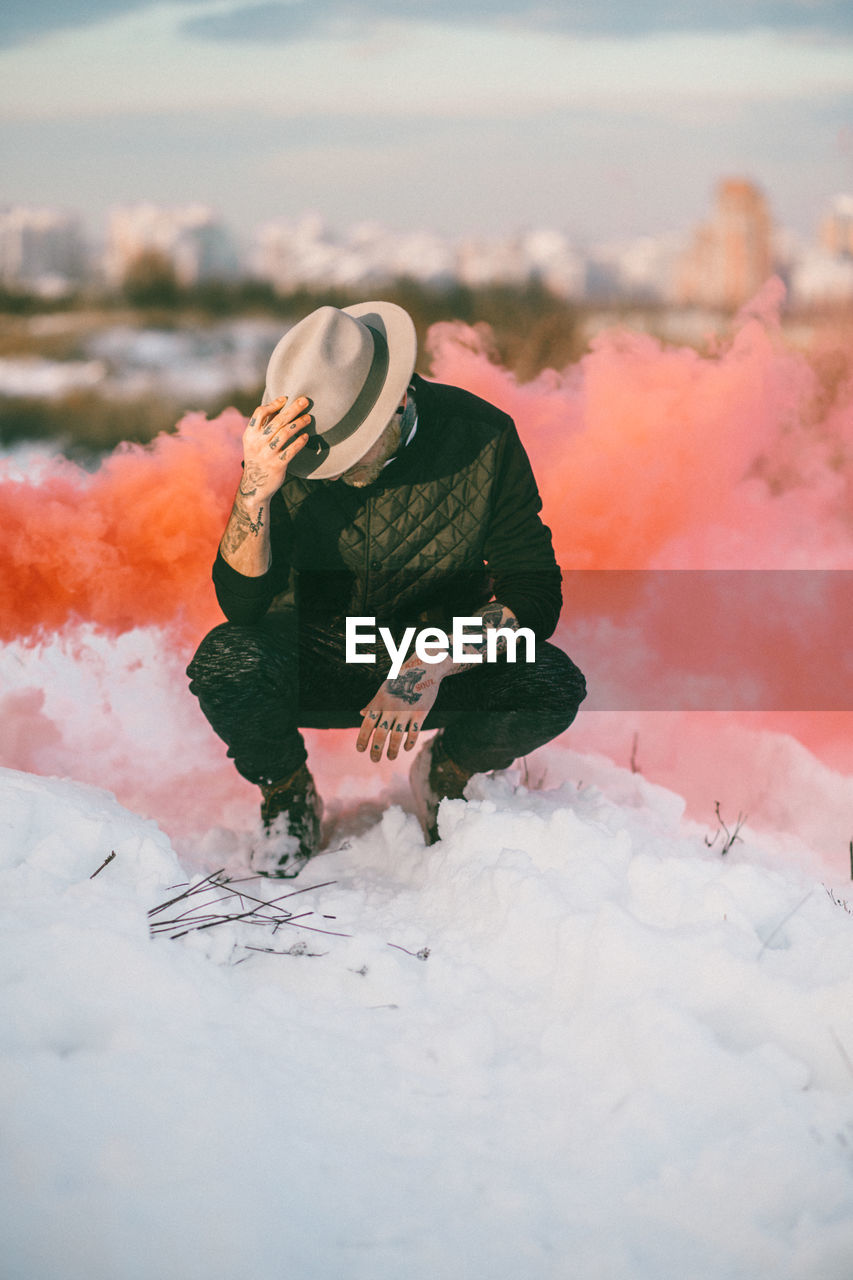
[{"xmin": 187, "ymin": 301, "xmax": 586, "ymax": 874}]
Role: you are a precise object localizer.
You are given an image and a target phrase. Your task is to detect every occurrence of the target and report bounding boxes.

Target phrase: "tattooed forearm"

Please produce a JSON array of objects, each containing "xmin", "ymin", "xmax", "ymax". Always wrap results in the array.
[
  {"xmin": 465, "ymin": 604, "xmax": 519, "ymax": 658},
  {"xmin": 382, "ymin": 602, "xmax": 526, "ymax": 701},
  {"xmin": 457, "ymin": 603, "xmax": 520, "ymax": 661},
  {"xmin": 239, "ymin": 461, "xmax": 270, "ymax": 498},
  {"xmin": 479, "ymin": 601, "xmax": 507, "ymax": 631},
  {"xmin": 221, "ymin": 499, "xmax": 265, "ymax": 557},
  {"xmin": 430, "ymin": 602, "xmax": 523, "ymax": 676}
]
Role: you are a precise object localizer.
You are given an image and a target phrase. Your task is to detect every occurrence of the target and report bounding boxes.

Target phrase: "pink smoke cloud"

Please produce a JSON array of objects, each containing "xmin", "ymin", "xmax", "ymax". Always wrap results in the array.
[
  {"xmin": 2, "ymin": 410, "xmax": 243, "ymax": 647},
  {"xmin": 1, "ymin": 283, "xmax": 852, "ymax": 869}
]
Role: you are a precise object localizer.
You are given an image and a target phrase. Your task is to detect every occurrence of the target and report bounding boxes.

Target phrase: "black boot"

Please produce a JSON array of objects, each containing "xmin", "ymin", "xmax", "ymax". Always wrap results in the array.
[
  {"xmin": 254, "ymin": 763, "xmax": 323, "ymax": 877},
  {"xmin": 410, "ymin": 732, "xmax": 474, "ymax": 845}
]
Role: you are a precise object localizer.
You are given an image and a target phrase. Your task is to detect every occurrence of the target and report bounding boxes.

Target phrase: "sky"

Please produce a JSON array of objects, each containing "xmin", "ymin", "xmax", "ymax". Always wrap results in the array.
[{"xmin": 0, "ymin": 1, "xmax": 852, "ymax": 248}]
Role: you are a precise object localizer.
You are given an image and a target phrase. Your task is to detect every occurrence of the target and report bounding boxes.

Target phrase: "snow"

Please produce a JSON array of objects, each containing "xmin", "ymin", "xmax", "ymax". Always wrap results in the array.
[
  {"xmin": 0, "ymin": 320, "xmax": 285, "ymax": 403},
  {"xmin": 0, "ymin": 354, "xmax": 106, "ymax": 398},
  {"xmin": 4, "ymin": 752, "xmax": 853, "ymax": 1279}
]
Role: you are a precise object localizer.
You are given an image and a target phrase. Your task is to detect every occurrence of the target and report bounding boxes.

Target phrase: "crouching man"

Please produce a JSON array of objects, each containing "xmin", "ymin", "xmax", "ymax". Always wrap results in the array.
[{"xmin": 187, "ymin": 301, "xmax": 586, "ymax": 873}]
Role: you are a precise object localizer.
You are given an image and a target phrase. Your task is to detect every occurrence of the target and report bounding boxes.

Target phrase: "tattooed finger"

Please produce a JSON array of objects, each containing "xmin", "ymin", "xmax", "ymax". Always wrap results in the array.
[
  {"xmin": 356, "ymin": 708, "xmax": 381, "ymax": 754},
  {"xmin": 386, "ymin": 720, "xmax": 407, "ymax": 761},
  {"xmin": 369, "ymin": 717, "xmax": 393, "ymax": 760}
]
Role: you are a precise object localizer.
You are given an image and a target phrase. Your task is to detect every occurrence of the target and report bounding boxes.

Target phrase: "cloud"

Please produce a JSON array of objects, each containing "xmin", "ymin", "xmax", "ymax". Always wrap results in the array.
[
  {"xmin": 0, "ymin": 0, "xmax": 204, "ymax": 49},
  {"xmin": 3, "ymin": 0, "xmax": 850, "ymax": 51},
  {"xmin": 182, "ymin": 0, "xmax": 853, "ymax": 43}
]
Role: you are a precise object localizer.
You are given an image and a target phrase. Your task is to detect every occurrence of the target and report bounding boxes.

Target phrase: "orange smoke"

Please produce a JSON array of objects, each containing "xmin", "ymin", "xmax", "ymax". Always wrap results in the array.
[
  {"xmin": 2, "ymin": 410, "xmax": 243, "ymax": 646},
  {"xmin": 424, "ymin": 280, "xmax": 853, "ymax": 867},
  {"xmin": 2, "ymin": 283, "xmax": 852, "ymax": 864},
  {"xmin": 3, "ymin": 280, "xmax": 850, "ymax": 653}
]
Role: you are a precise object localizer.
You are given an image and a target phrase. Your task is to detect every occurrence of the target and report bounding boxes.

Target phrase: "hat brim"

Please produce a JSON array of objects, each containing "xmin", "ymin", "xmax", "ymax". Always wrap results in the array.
[{"xmin": 265, "ymin": 301, "xmax": 417, "ymax": 482}]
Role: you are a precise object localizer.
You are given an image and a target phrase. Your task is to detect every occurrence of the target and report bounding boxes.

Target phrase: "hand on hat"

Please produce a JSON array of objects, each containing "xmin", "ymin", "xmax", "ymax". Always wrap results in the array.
[{"xmin": 241, "ymin": 395, "xmax": 311, "ymax": 500}]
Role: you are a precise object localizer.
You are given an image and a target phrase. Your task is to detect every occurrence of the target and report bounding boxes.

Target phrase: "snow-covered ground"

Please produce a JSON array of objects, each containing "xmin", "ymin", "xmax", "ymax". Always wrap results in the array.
[
  {"xmin": 0, "ymin": 319, "xmax": 285, "ymax": 403},
  {"xmin": 4, "ymin": 748, "xmax": 853, "ymax": 1280}
]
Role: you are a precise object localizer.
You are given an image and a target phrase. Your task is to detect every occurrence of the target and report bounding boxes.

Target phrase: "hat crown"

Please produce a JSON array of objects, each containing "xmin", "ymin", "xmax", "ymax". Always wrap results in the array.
[{"xmin": 278, "ymin": 306, "xmax": 377, "ymax": 426}]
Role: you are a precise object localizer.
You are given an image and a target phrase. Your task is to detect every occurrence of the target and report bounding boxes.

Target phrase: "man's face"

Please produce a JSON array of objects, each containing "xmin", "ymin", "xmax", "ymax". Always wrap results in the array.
[{"xmin": 338, "ymin": 399, "xmax": 405, "ymax": 488}]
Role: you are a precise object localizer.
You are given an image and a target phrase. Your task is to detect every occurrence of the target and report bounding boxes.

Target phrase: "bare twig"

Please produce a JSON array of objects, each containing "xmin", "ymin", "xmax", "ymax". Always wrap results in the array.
[
  {"xmin": 517, "ymin": 756, "xmax": 549, "ymax": 791},
  {"xmin": 243, "ymin": 943, "xmax": 328, "ymax": 957},
  {"xmin": 704, "ymin": 801, "xmax": 746, "ymax": 855},
  {"xmin": 388, "ymin": 942, "xmax": 431, "ymax": 961},
  {"xmin": 90, "ymin": 851, "xmax": 116, "ymax": 879},
  {"xmin": 147, "ymin": 869, "xmax": 226, "ymax": 918},
  {"xmin": 630, "ymin": 733, "xmax": 641, "ymax": 775},
  {"xmin": 825, "ymin": 886, "xmax": 853, "ymax": 916},
  {"xmin": 148, "ymin": 872, "xmax": 351, "ymax": 945}
]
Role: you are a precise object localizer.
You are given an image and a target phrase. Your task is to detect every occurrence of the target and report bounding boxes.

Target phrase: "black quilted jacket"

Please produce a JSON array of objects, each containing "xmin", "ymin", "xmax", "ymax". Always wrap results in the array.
[{"xmin": 213, "ymin": 374, "xmax": 563, "ymax": 639}]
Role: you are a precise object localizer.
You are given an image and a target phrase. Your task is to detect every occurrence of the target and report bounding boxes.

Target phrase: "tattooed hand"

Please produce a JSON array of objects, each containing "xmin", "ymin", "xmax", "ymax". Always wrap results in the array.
[
  {"xmin": 219, "ymin": 394, "xmax": 311, "ymax": 576},
  {"xmin": 241, "ymin": 394, "xmax": 312, "ymax": 502},
  {"xmin": 354, "ymin": 601, "xmax": 524, "ymax": 761},
  {"xmin": 356, "ymin": 665, "xmax": 441, "ymax": 762}
]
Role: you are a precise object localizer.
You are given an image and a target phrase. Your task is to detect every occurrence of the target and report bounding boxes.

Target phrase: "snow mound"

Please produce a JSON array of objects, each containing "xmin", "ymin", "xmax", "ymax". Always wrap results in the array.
[{"xmin": 3, "ymin": 764, "xmax": 853, "ymax": 1280}]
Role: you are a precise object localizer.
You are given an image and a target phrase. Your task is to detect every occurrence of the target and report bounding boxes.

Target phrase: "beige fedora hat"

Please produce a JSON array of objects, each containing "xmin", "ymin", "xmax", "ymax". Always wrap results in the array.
[{"xmin": 262, "ymin": 301, "xmax": 417, "ymax": 480}]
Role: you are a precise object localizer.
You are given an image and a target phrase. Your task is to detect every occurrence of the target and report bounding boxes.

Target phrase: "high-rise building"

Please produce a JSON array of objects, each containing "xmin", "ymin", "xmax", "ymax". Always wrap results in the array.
[
  {"xmin": 252, "ymin": 217, "xmax": 457, "ymax": 292},
  {"xmin": 676, "ymin": 179, "xmax": 774, "ymax": 309},
  {"xmin": 104, "ymin": 203, "xmax": 238, "ymax": 288},
  {"xmin": 789, "ymin": 193, "xmax": 853, "ymax": 306},
  {"xmin": 819, "ymin": 194, "xmax": 853, "ymax": 257},
  {"xmin": 0, "ymin": 206, "xmax": 87, "ymax": 294}
]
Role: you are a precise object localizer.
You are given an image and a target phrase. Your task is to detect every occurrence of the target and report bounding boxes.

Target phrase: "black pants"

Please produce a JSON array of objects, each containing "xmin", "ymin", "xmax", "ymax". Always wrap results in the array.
[{"xmin": 187, "ymin": 615, "xmax": 587, "ymax": 788}]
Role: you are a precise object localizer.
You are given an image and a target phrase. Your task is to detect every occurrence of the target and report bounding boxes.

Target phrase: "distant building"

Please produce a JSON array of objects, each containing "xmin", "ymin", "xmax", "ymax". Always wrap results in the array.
[
  {"xmin": 790, "ymin": 249, "xmax": 853, "ymax": 306},
  {"xmin": 252, "ymin": 216, "xmax": 457, "ymax": 292},
  {"xmin": 819, "ymin": 194, "xmax": 853, "ymax": 257},
  {"xmin": 585, "ymin": 234, "xmax": 681, "ymax": 303},
  {"xmin": 676, "ymin": 179, "xmax": 774, "ymax": 309},
  {"xmin": 370, "ymin": 226, "xmax": 456, "ymax": 288},
  {"xmin": 251, "ymin": 215, "xmax": 357, "ymax": 291},
  {"xmin": 456, "ymin": 234, "xmax": 530, "ymax": 289},
  {"xmin": 514, "ymin": 229, "xmax": 585, "ymax": 299},
  {"xmin": 787, "ymin": 195, "xmax": 853, "ymax": 305},
  {"xmin": 0, "ymin": 206, "xmax": 87, "ymax": 295},
  {"xmin": 104, "ymin": 203, "xmax": 239, "ymax": 288}
]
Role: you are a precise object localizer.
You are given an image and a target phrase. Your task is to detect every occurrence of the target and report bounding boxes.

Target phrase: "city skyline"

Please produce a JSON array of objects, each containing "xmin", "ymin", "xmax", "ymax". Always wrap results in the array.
[
  {"xmin": 1, "ymin": 1, "xmax": 851, "ymax": 247},
  {"xmin": 5, "ymin": 180, "xmax": 853, "ymax": 309}
]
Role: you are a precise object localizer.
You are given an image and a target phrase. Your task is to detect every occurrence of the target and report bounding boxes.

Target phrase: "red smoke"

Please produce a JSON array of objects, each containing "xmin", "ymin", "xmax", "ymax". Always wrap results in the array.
[
  {"xmin": 3, "ymin": 410, "xmax": 242, "ymax": 646},
  {"xmin": 427, "ymin": 279, "xmax": 853, "ymax": 573},
  {"xmin": 2, "ymin": 281, "xmax": 852, "ymax": 866},
  {"xmin": 425, "ymin": 279, "xmax": 853, "ymax": 862}
]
